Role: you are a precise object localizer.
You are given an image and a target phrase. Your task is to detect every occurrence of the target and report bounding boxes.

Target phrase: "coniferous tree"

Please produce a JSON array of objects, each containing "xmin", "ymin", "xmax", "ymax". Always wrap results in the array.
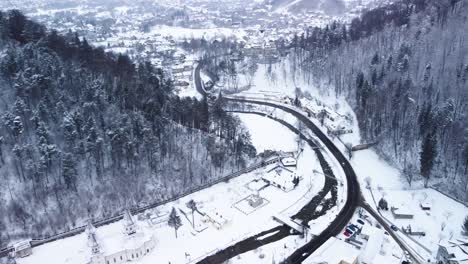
[
  {"xmin": 62, "ymin": 153, "xmax": 77, "ymax": 191},
  {"xmin": 0, "ymin": 136, "xmax": 4, "ymax": 165},
  {"xmin": 420, "ymin": 133, "xmax": 437, "ymax": 187},
  {"xmin": 168, "ymin": 207, "xmax": 182, "ymax": 238},
  {"xmin": 463, "ymin": 144, "xmax": 468, "ymax": 175},
  {"xmin": 462, "ymin": 216, "xmax": 468, "ymax": 236}
]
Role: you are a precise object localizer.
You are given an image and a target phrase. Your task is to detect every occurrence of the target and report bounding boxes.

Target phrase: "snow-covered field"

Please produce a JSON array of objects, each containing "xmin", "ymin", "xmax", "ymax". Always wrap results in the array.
[
  {"xmin": 17, "ymin": 113, "xmax": 326, "ymax": 264},
  {"xmin": 234, "ymin": 114, "xmax": 298, "ymax": 153}
]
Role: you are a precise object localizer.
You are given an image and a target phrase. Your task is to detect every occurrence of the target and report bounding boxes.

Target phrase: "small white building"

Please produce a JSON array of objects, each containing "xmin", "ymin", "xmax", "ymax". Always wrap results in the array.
[
  {"xmin": 280, "ymin": 157, "xmax": 297, "ymax": 167},
  {"xmin": 437, "ymin": 238, "xmax": 468, "ymax": 264},
  {"xmin": 420, "ymin": 202, "xmax": 431, "ymax": 211},
  {"xmin": 359, "ymin": 226, "xmax": 385, "ymax": 264},
  {"xmin": 304, "ymin": 236, "xmax": 359, "ymax": 264},
  {"xmin": 262, "ymin": 165, "xmax": 300, "ymax": 192},
  {"xmin": 391, "ymin": 206, "xmax": 414, "ymax": 219},
  {"xmin": 13, "ymin": 240, "xmax": 32, "ymax": 258},
  {"xmin": 203, "ymin": 209, "xmax": 230, "ymax": 230}
]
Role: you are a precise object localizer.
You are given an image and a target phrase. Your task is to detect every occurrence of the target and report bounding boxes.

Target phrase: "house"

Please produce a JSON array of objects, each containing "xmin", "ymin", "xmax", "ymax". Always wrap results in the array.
[
  {"xmin": 13, "ymin": 240, "xmax": 32, "ymax": 258},
  {"xmin": 420, "ymin": 202, "xmax": 431, "ymax": 211},
  {"xmin": 359, "ymin": 226, "xmax": 385, "ymax": 264},
  {"xmin": 280, "ymin": 157, "xmax": 297, "ymax": 167},
  {"xmin": 304, "ymin": 236, "xmax": 359, "ymax": 264},
  {"xmin": 436, "ymin": 239, "xmax": 468, "ymax": 264},
  {"xmin": 391, "ymin": 206, "xmax": 414, "ymax": 219},
  {"xmin": 203, "ymin": 210, "xmax": 230, "ymax": 230},
  {"xmin": 262, "ymin": 165, "xmax": 300, "ymax": 192}
]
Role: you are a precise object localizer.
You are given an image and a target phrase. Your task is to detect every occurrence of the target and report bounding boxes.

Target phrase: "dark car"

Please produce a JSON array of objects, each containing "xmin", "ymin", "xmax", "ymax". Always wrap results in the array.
[{"xmin": 391, "ymin": 224, "xmax": 399, "ymax": 231}]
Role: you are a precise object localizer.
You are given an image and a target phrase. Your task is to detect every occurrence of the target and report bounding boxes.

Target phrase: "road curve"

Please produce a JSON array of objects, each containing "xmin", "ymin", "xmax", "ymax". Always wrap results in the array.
[
  {"xmin": 224, "ymin": 96, "xmax": 362, "ymax": 263},
  {"xmin": 195, "ymin": 63, "xmax": 421, "ymax": 264}
]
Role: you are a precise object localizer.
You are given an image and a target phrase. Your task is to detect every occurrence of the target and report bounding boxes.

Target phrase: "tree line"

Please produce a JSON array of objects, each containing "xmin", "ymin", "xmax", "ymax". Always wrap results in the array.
[
  {"xmin": 291, "ymin": 0, "xmax": 468, "ymax": 200},
  {"xmin": 0, "ymin": 10, "xmax": 255, "ymax": 247}
]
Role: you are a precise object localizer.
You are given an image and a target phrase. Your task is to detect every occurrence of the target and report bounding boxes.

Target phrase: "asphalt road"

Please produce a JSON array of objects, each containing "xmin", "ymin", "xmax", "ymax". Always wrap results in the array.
[
  {"xmin": 225, "ymin": 97, "xmax": 422, "ymax": 264},
  {"xmin": 225, "ymin": 97, "xmax": 362, "ymax": 263},
  {"xmin": 194, "ymin": 63, "xmax": 361, "ymax": 263},
  {"xmin": 195, "ymin": 64, "xmax": 421, "ymax": 264},
  {"xmin": 197, "ymin": 109, "xmax": 339, "ymax": 264}
]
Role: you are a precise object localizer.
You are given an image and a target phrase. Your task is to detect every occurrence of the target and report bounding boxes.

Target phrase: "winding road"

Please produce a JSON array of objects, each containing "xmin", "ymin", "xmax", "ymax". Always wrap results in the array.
[
  {"xmin": 224, "ymin": 97, "xmax": 361, "ymax": 264},
  {"xmin": 195, "ymin": 62, "xmax": 423, "ymax": 264}
]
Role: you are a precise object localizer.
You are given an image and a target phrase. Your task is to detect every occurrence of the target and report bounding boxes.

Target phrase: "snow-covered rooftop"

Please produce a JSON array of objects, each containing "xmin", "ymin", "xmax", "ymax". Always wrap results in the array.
[
  {"xmin": 304, "ymin": 236, "xmax": 359, "ymax": 264},
  {"xmin": 359, "ymin": 225, "xmax": 384, "ymax": 264}
]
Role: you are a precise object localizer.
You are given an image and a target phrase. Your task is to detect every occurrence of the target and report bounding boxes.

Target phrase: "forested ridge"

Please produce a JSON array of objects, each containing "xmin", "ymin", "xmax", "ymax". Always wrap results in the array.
[
  {"xmin": 0, "ymin": 10, "xmax": 255, "ymax": 246},
  {"xmin": 290, "ymin": 0, "xmax": 468, "ymax": 200}
]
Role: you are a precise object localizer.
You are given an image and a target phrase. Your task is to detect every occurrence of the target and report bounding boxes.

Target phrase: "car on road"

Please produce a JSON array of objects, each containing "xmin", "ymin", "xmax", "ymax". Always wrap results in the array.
[{"xmin": 391, "ymin": 224, "xmax": 399, "ymax": 231}]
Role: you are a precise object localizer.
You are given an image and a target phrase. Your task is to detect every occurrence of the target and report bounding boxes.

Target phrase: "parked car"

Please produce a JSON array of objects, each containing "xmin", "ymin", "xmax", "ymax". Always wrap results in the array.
[
  {"xmin": 343, "ymin": 230, "xmax": 351, "ymax": 237},
  {"xmin": 355, "ymin": 218, "xmax": 365, "ymax": 229},
  {"xmin": 345, "ymin": 228, "xmax": 355, "ymax": 237},
  {"xmin": 391, "ymin": 224, "xmax": 399, "ymax": 231},
  {"xmin": 348, "ymin": 224, "xmax": 359, "ymax": 232}
]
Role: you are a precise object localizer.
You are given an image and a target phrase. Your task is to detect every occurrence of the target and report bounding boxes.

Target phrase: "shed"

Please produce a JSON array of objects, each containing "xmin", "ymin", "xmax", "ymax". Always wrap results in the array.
[
  {"xmin": 391, "ymin": 206, "xmax": 414, "ymax": 219},
  {"xmin": 280, "ymin": 157, "xmax": 297, "ymax": 167},
  {"xmin": 420, "ymin": 202, "xmax": 431, "ymax": 211}
]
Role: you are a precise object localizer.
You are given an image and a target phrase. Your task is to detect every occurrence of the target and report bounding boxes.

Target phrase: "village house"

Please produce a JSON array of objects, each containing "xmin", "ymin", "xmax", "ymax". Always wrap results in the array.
[
  {"xmin": 280, "ymin": 157, "xmax": 297, "ymax": 167},
  {"xmin": 202, "ymin": 209, "xmax": 231, "ymax": 230},
  {"xmin": 359, "ymin": 226, "xmax": 385, "ymax": 264},
  {"xmin": 262, "ymin": 165, "xmax": 300, "ymax": 192},
  {"xmin": 391, "ymin": 206, "xmax": 414, "ymax": 219},
  {"xmin": 436, "ymin": 239, "xmax": 468, "ymax": 264},
  {"xmin": 420, "ymin": 202, "xmax": 432, "ymax": 211},
  {"xmin": 305, "ymin": 236, "xmax": 359, "ymax": 264}
]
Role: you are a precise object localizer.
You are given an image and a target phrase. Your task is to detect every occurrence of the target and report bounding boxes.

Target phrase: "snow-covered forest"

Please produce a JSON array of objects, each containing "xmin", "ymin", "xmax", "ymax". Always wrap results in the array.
[
  {"xmin": 0, "ymin": 10, "xmax": 256, "ymax": 247},
  {"xmin": 291, "ymin": 0, "xmax": 468, "ymax": 201}
]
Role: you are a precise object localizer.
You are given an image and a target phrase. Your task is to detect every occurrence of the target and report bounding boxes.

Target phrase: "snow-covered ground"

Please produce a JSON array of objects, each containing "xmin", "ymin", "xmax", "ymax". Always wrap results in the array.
[
  {"xmin": 234, "ymin": 113, "xmax": 298, "ymax": 153},
  {"xmin": 17, "ymin": 113, "xmax": 326, "ymax": 264},
  {"xmin": 224, "ymin": 56, "xmax": 468, "ymax": 262}
]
